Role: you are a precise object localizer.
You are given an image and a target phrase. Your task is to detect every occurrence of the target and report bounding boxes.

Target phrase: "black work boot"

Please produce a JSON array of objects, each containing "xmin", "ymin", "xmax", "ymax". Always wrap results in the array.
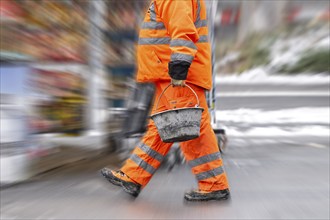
[
  {"xmin": 184, "ymin": 189, "xmax": 230, "ymax": 201},
  {"xmin": 100, "ymin": 168, "xmax": 141, "ymax": 197}
]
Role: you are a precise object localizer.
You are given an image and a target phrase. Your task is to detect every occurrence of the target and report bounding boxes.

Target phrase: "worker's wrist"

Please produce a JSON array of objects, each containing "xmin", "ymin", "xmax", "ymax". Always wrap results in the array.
[{"xmin": 168, "ymin": 60, "xmax": 190, "ymax": 80}]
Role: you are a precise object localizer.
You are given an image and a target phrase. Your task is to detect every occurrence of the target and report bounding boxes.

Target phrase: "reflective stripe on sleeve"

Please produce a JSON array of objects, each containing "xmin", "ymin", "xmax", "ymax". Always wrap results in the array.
[
  {"xmin": 138, "ymin": 37, "xmax": 171, "ymax": 45},
  {"xmin": 188, "ymin": 152, "xmax": 221, "ymax": 167},
  {"xmin": 170, "ymin": 53, "xmax": 194, "ymax": 63},
  {"xmin": 195, "ymin": 19, "xmax": 208, "ymax": 28},
  {"xmin": 197, "ymin": 35, "xmax": 208, "ymax": 43},
  {"xmin": 170, "ymin": 39, "xmax": 197, "ymax": 50},
  {"xmin": 196, "ymin": 0, "xmax": 201, "ymax": 23},
  {"xmin": 130, "ymin": 154, "xmax": 156, "ymax": 174},
  {"xmin": 137, "ymin": 142, "xmax": 164, "ymax": 163},
  {"xmin": 138, "ymin": 36, "xmax": 207, "ymax": 45},
  {"xmin": 141, "ymin": 21, "xmax": 165, "ymax": 30},
  {"xmin": 196, "ymin": 166, "xmax": 224, "ymax": 181},
  {"xmin": 149, "ymin": 2, "xmax": 156, "ymax": 22}
]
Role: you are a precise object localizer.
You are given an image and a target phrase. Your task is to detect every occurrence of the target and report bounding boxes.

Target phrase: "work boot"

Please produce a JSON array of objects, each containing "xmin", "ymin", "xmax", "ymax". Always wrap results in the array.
[
  {"xmin": 184, "ymin": 189, "xmax": 230, "ymax": 201},
  {"xmin": 100, "ymin": 168, "xmax": 141, "ymax": 197}
]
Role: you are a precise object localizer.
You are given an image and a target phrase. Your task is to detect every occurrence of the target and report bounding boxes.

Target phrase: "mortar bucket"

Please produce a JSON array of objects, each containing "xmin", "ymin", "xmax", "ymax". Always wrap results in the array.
[{"xmin": 150, "ymin": 84, "xmax": 204, "ymax": 143}]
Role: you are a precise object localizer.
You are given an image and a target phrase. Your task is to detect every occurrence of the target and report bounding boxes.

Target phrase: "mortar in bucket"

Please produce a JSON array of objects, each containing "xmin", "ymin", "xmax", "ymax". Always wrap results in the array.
[{"xmin": 150, "ymin": 83, "xmax": 204, "ymax": 143}]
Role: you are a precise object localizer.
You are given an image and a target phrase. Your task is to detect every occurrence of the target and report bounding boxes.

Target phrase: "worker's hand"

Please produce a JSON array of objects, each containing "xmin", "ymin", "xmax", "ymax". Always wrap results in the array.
[
  {"xmin": 171, "ymin": 79, "xmax": 185, "ymax": 87},
  {"xmin": 168, "ymin": 60, "xmax": 190, "ymax": 87}
]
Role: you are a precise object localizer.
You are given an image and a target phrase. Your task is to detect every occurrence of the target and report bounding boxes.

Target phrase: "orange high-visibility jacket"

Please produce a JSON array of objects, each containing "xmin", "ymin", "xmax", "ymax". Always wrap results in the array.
[{"xmin": 136, "ymin": 0, "xmax": 212, "ymax": 90}]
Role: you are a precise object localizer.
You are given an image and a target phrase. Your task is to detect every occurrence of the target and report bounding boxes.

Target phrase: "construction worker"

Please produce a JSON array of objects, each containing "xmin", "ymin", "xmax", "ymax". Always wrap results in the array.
[{"xmin": 101, "ymin": 0, "xmax": 230, "ymax": 201}]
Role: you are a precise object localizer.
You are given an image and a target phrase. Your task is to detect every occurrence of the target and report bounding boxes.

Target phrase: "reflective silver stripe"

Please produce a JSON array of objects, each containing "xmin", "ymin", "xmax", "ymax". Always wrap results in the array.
[
  {"xmin": 137, "ymin": 142, "xmax": 164, "ymax": 162},
  {"xmin": 197, "ymin": 35, "xmax": 208, "ymax": 43},
  {"xmin": 130, "ymin": 154, "xmax": 156, "ymax": 174},
  {"xmin": 139, "ymin": 36, "xmax": 207, "ymax": 45},
  {"xmin": 196, "ymin": 166, "xmax": 224, "ymax": 181},
  {"xmin": 138, "ymin": 37, "xmax": 170, "ymax": 45},
  {"xmin": 149, "ymin": 2, "xmax": 156, "ymax": 22},
  {"xmin": 141, "ymin": 21, "xmax": 165, "ymax": 30},
  {"xmin": 170, "ymin": 39, "xmax": 197, "ymax": 50},
  {"xmin": 195, "ymin": 19, "xmax": 208, "ymax": 28},
  {"xmin": 171, "ymin": 53, "xmax": 194, "ymax": 63},
  {"xmin": 188, "ymin": 152, "xmax": 221, "ymax": 167},
  {"xmin": 196, "ymin": 0, "xmax": 201, "ymax": 23}
]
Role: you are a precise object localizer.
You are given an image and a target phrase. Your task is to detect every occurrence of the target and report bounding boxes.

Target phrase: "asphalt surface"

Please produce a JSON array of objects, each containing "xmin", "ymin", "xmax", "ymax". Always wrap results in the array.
[
  {"xmin": 1, "ymin": 81, "xmax": 329, "ymax": 219},
  {"xmin": 217, "ymin": 96, "xmax": 329, "ymax": 110},
  {"xmin": 216, "ymin": 83, "xmax": 330, "ymax": 110}
]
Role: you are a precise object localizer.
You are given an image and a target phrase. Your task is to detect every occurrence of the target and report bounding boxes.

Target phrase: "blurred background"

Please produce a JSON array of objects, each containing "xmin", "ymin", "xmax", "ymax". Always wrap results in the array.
[{"xmin": 0, "ymin": 0, "xmax": 329, "ymax": 219}]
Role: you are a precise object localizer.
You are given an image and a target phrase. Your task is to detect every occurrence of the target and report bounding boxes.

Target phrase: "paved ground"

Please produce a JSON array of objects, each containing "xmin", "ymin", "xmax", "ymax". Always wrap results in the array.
[
  {"xmin": 1, "ymin": 135, "xmax": 329, "ymax": 219},
  {"xmin": 1, "ymin": 80, "xmax": 329, "ymax": 219},
  {"xmin": 216, "ymin": 83, "xmax": 329, "ymax": 110}
]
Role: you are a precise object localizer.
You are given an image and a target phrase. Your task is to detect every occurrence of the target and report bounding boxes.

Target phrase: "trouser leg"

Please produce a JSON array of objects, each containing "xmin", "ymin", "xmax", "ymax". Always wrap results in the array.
[
  {"xmin": 179, "ymin": 84, "xmax": 230, "ymax": 191},
  {"xmin": 121, "ymin": 81, "xmax": 229, "ymax": 191},
  {"xmin": 121, "ymin": 120, "xmax": 173, "ymax": 186},
  {"xmin": 120, "ymin": 82, "xmax": 173, "ymax": 186}
]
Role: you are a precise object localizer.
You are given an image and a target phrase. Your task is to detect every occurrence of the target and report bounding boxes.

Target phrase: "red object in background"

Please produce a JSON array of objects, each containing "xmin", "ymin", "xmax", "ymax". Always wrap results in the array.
[
  {"xmin": 221, "ymin": 9, "xmax": 232, "ymax": 26},
  {"xmin": 320, "ymin": 8, "xmax": 330, "ymax": 21},
  {"xmin": 234, "ymin": 9, "xmax": 241, "ymax": 24},
  {"xmin": 221, "ymin": 8, "xmax": 240, "ymax": 26},
  {"xmin": 0, "ymin": 0, "xmax": 24, "ymax": 20},
  {"xmin": 286, "ymin": 6, "xmax": 301, "ymax": 23}
]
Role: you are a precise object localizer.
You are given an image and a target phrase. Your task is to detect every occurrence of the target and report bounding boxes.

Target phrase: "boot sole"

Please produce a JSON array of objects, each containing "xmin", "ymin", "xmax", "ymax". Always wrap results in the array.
[
  {"xmin": 184, "ymin": 193, "xmax": 230, "ymax": 201},
  {"xmin": 122, "ymin": 183, "xmax": 140, "ymax": 198}
]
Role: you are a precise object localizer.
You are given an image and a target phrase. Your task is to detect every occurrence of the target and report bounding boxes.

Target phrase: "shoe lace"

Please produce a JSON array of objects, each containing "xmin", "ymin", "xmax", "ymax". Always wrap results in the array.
[{"xmin": 116, "ymin": 170, "xmax": 124, "ymax": 176}]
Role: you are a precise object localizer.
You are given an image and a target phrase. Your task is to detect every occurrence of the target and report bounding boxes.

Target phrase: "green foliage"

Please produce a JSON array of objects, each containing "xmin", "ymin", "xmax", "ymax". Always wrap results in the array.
[
  {"xmin": 238, "ymin": 48, "xmax": 270, "ymax": 73},
  {"xmin": 237, "ymin": 34, "xmax": 270, "ymax": 73},
  {"xmin": 281, "ymin": 50, "xmax": 330, "ymax": 74}
]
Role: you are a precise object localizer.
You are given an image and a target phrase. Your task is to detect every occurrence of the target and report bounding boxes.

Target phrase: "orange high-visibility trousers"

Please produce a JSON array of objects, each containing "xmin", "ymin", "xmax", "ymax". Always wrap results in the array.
[{"xmin": 121, "ymin": 81, "xmax": 229, "ymax": 191}]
